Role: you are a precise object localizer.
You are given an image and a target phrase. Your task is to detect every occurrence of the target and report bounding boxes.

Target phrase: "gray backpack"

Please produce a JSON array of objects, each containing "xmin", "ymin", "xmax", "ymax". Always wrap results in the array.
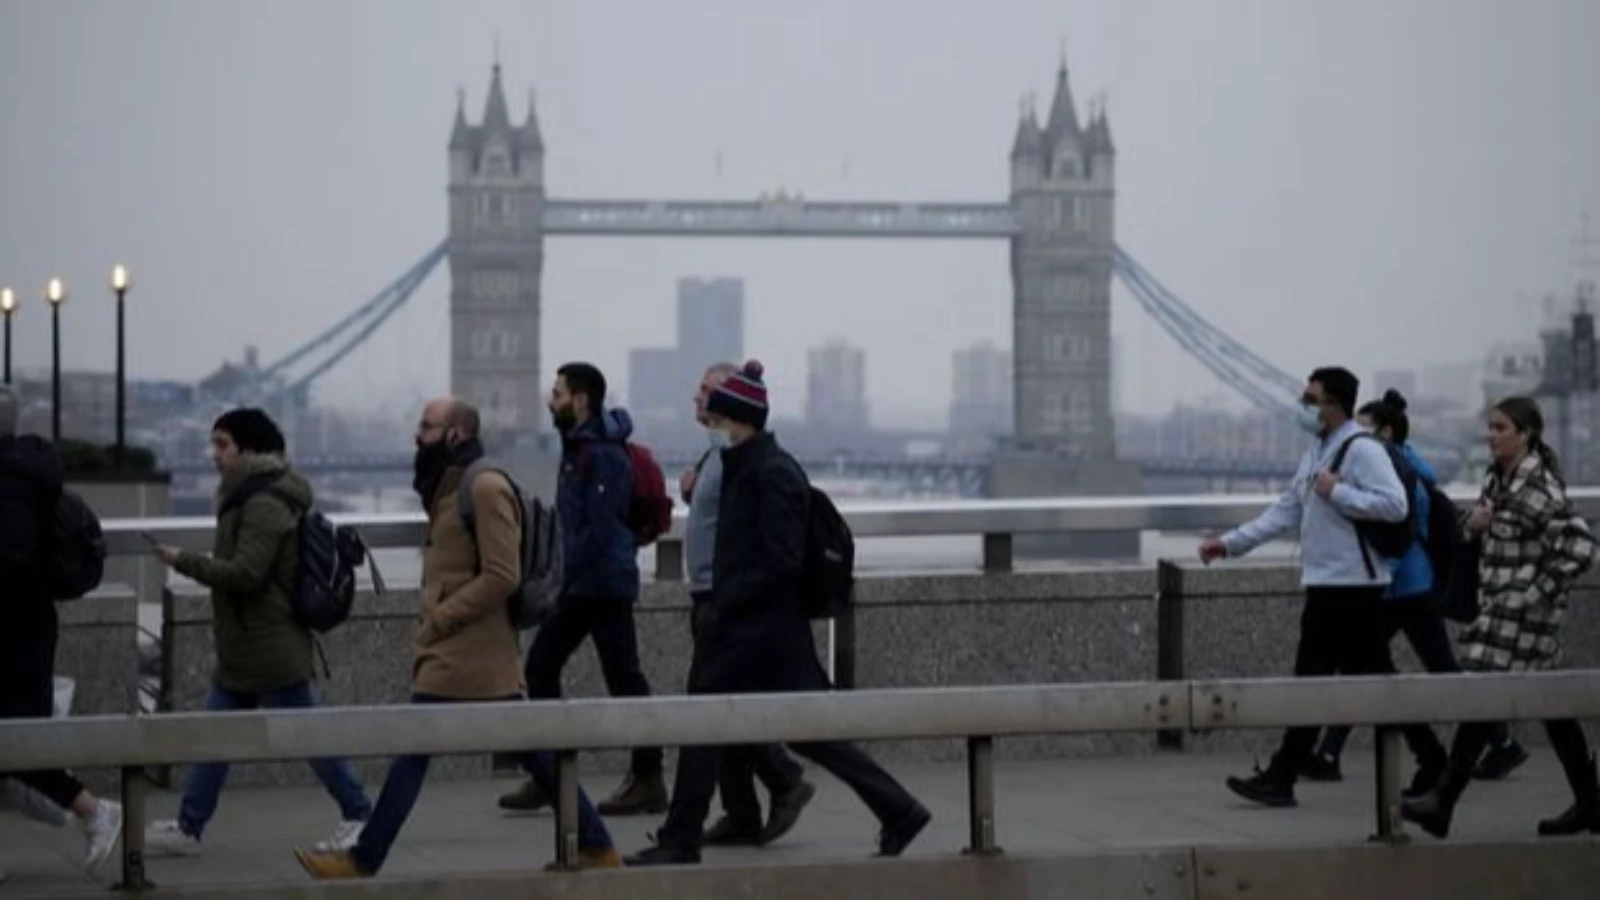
[{"xmin": 456, "ymin": 460, "xmax": 564, "ymax": 630}]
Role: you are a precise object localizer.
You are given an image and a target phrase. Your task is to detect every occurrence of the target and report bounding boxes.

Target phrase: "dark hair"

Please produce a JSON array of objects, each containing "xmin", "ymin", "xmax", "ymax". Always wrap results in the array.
[
  {"xmin": 556, "ymin": 362, "xmax": 607, "ymax": 409},
  {"xmin": 1308, "ymin": 366, "xmax": 1360, "ymax": 417},
  {"xmin": 1492, "ymin": 395, "xmax": 1564, "ymax": 486},
  {"xmin": 211, "ymin": 407, "xmax": 285, "ymax": 455},
  {"xmin": 1358, "ymin": 389, "xmax": 1411, "ymax": 444}
]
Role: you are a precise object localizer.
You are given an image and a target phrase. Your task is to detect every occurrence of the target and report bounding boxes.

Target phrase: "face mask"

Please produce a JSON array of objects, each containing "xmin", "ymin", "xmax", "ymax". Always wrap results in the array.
[
  {"xmin": 1294, "ymin": 402, "xmax": 1323, "ymax": 435},
  {"xmin": 706, "ymin": 429, "xmax": 732, "ymax": 450}
]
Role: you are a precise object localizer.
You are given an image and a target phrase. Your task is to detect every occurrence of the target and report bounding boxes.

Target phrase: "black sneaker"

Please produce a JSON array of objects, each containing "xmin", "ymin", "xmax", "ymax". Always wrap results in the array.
[
  {"xmin": 1299, "ymin": 752, "xmax": 1343, "ymax": 783},
  {"xmin": 1404, "ymin": 759, "xmax": 1446, "ymax": 799},
  {"xmin": 1473, "ymin": 740, "xmax": 1530, "ymax": 781},
  {"xmin": 875, "ymin": 802, "xmax": 932, "ymax": 857},
  {"xmin": 761, "ymin": 780, "xmax": 817, "ymax": 846},
  {"xmin": 624, "ymin": 842, "xmax": 701, "ymax": 867},
  {"xmin": 497, "ymin": 778, "xmax": 549, "ymax": 813},
  {"xmin": 1225, "ymin": 765, "xmax": 1297, "ymax": 808},
  {"xmin": 700, "ymin": 816, "xmax": 762, "ymax": 847}
]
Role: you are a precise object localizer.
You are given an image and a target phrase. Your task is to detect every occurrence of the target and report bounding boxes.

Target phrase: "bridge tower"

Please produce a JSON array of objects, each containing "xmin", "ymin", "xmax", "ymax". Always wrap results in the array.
[
  {"xmin": 1007, "ymin": 55, "xmax": 1116, "ymax": 458},
  {"xmin": 447, "ymin": 64, "xmax": 545, "ymax": 443},
  {"xmin": 992, "ymin": 54, "xmax": 1141, "ymax": 547}
]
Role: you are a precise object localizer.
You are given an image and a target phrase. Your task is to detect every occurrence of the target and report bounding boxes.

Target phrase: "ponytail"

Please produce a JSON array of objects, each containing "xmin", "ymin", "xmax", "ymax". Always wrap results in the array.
[{"xmin": 1532, "ymin": 435, "xmax": 1567, "ymax": 488}]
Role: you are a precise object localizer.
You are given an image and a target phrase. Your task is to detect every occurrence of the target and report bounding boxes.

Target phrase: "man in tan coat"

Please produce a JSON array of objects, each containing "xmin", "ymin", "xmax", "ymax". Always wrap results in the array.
[{"xmin": 295, "ymin": 398, "xmax": 619, "ymax": 878}]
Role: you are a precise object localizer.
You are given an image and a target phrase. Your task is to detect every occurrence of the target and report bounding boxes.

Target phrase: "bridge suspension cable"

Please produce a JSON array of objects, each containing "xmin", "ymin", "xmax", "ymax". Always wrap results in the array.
[
  {"xmin": 1113, "ymin": 246, "xmax": 1299, "ymax": 413},
  {"xmin": 239, "ymin": 241, "xmax": 448, "ymax": 403}
]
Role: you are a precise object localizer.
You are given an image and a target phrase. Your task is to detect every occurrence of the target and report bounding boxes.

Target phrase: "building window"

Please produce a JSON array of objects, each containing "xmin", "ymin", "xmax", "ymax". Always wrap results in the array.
[
  {"xmin": 1072, "ymin": 196, "xmax": 1090, "ymax": 232},
  {"xmin": 473, "ymin": 192, "xmax": 518, "ymax": 226},
  {"xmin": 472, "ymin": 271, "xmax": 520, "ymax": 299},
  {"xmin": 1042, "ymin": 332, "xmax": 1091, "ymax": 363}
]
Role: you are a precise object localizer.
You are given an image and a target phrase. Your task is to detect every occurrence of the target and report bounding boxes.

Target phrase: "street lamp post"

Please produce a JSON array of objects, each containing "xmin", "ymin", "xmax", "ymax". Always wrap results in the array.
[
  {"xmin": 111, "ymin": 265, "xmax": 131, "ymax": 463},
  {"xmin": 1, "ymin": 288, "xmax": 14, "ymax": 385},
  {"xmin": 46, "ymin": 278, "xmax": 66, "ymax": 442}
]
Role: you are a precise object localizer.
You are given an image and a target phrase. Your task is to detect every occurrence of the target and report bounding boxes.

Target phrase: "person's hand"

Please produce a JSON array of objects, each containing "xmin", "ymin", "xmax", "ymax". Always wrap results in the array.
[
  {"xmin": 679, "ymin": 468, "xmax": 698, "ymax": 503},
  {"xmin": 1313, "ymin": 470, "xmax": 1340, "ymax": 498},
  {"xmin": 1466, "ymin": 501, "xmax": 1495, "ymax": 533},
  {"xmin": 154, "ymin": 545, "xmax": 182, "ymax": 567},
  {"xmin": 1198, "ymin": 537, "xmax": 1228, "ymax": 565}
]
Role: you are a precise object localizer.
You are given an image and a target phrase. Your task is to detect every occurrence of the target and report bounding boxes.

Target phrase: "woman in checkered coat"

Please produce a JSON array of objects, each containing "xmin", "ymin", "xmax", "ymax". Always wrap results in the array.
[{"xmin": 1402, "ymin": 396, "xmax": 1599, "ymax": 839}]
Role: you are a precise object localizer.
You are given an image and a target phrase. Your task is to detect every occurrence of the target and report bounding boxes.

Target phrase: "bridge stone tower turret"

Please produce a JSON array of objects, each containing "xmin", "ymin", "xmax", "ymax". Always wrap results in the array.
[
  {"xmin": 992, "ymin": 55, "xmax": 1141, "ymax": 550},
  {"xmin": 1007, "ymin": 57, "xmax": 1116, "ymax": 458},
  {"xmin": 447, "ymin": 64, "xmax": 546, "ymax": 444}
]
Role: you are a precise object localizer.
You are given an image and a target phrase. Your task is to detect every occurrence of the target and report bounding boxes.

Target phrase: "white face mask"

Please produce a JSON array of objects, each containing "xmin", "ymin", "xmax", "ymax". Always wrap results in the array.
[
  {"xmin": 706, "ymin": 428, "xmax": 732, "ymax": 449},
  {"xmin": 1294, "ymin": 402, "xmax": 1323, "ymax": 435}
]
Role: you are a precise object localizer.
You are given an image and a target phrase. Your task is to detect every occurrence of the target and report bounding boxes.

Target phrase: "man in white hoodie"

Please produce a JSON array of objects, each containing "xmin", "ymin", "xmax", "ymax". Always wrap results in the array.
[{"xmin": 1199, "ymin": 367, "xmax": 1409, "ymax": 809}]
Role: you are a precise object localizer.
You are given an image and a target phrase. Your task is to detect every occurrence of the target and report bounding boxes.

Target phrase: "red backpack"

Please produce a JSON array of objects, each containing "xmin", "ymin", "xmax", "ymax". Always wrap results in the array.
[{"xmin": 580, "ymin": 441, "xmax": 674, "ymax": 547}]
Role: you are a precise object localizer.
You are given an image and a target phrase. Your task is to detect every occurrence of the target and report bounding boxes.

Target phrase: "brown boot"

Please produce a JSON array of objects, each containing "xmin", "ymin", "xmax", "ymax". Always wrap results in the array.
[{"xmin": 597, "ymin": 771, "xmax": 668, "ymax": 816}]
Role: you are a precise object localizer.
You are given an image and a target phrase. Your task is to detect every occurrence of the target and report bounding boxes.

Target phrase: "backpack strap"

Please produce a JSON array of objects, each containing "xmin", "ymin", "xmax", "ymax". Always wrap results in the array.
[
  {"xmin": 1324, "ymin": 433, "xmax": 1380, "ymax": 579},
  {"xmin": 456, "ymin": 460, "xmax": 525, "ymax": 575}
]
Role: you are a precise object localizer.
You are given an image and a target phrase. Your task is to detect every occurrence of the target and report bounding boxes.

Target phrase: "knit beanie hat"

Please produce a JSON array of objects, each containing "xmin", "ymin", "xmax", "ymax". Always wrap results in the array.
[
  {"xmin": 707, "ymin": 359, "xmax": 769, "ymax": 429},
  {"xmin": 212, "ymin": 407, "xmax": 286, "ymax": 455}
]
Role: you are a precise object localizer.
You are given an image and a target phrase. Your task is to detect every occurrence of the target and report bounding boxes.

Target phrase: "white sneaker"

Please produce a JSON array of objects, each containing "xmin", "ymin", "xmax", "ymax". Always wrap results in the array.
[
  {"xmin": 144, "ymin": 819, "xmax": 202, "ymax": 857},
  {"xmin": 82, "ymin": 799, "xmax": 123, "ymax": 874},
  {"xmin": 313, "ymin": 820, "xmax": 364, "ymax": 852}
]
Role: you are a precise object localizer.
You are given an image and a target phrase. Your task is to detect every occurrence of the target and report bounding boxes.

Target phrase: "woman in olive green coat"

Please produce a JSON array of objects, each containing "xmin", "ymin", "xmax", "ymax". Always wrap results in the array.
[{"xmin": 145, "ymin": 409, "xmax": 371, "ymax": 857}]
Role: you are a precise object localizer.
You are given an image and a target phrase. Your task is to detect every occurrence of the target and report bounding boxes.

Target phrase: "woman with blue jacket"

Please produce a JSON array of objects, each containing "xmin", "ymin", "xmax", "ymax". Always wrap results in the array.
[{"xmin": 1302, "ymin": 391, "xmax": 1523, "ymax": 792}]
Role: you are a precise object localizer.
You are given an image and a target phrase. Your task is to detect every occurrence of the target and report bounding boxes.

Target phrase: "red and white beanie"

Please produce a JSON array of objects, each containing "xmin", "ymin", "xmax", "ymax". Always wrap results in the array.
[{"xmin": 707, "ymin": 359, "xmax": 769, "ymax": 429}]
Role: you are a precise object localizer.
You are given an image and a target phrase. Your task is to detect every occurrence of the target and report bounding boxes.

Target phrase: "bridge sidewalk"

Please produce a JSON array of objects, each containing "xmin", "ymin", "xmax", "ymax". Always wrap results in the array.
[{"xmin": 0, "ymin": 752, "xmax": 1579, "ymax": 897}]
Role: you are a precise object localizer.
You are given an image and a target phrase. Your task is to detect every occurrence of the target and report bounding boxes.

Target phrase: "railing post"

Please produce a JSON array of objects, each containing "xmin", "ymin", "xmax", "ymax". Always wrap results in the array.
[
  {"xmin": 115, "ymin": 766, "xmax": 152, "ymax": 892},
  {"xmin": 833, "ymin": 600, "xmax": 857, "ymax": 690},
  {"xmin": 1370, "ymin": 727, "xmax": 1408, "ymax": 844},
  {"xmin": 1155, "ymin": 560, "xmax": 1186, "ymax": 751},
  {"xmin": 962, "ymin": 736, "xmax": 1002, "ymax": 857},
  {"xmin": 553, "ymin": 750, "xmax": 580, "ymax": 869},
  {"xmin": 655, "ymin": 538, "xmax": 685, "ymax": 582},
  {"xmin": 981, "ymin": 532, "xmax": 1013, "ymax": 573}
]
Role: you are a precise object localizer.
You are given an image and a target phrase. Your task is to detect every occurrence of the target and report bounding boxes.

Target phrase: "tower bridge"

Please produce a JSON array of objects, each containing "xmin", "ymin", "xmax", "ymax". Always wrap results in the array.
[{"xmin": 192, "ymin": 52, "xmax": 1420, "ymax": 500}]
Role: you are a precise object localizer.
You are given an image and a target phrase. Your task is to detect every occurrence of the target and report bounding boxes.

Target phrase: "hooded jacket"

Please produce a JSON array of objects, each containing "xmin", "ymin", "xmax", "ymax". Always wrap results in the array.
[
  {"xmin": 0, "ymin": 434, "xmax": 63, "ymax": 606},
  {"xmin": 173, "ymin": 453, "xmax": 315, "ymax": 693},
  {"xmin": 0, "ymin": 434, "xmax": 66, "ymax": 683},
  {"xmin": 557, "ymin": 408, "xmax": 640, "ymax": 601}
]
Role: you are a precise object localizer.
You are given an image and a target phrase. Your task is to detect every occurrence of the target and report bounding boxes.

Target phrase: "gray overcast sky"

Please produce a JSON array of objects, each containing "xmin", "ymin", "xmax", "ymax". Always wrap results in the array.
[{"xmin": 2, "ymin": 0, "xmax": 1598, "ymax": 425}]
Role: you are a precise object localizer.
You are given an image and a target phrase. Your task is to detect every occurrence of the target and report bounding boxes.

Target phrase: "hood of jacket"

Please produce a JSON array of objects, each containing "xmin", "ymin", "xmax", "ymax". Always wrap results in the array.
[
  {"xmin": 0, "ymin": 434, "xmax": 63, "ymax": 493},
  {"xmin": 566, "ymin": 407, "xmax": 635, "ymax": 445},
  {"xmin": 1398, "ymin": 442, "xmax": 1438, "ymax": 485},
  {"xmin": 216, "ymin": 452, "xmax": 313, "ymax": 510}
]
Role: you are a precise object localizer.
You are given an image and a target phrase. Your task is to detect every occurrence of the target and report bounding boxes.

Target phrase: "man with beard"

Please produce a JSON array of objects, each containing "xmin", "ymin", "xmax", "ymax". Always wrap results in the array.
[
  {"xmin": 499, "ymin": 363, "xmax": 667, "ymax": 817},
  {"xmin": 295, "ymin": 397, "xmax": 619, "ymax": 878}
]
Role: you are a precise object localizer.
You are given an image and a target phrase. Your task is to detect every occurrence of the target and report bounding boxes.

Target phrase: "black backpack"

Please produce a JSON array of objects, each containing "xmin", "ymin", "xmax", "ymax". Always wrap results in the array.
[
  {"xmin": 230, "ymin": 478, "xmax": 382, "ymax": 633},
  {"xmin": 457, "ymin": 460, "xmax": 564, "ymax": 631},
  {"xmin": 49, "ymin": 490, "xmax": 107, "ymax": 601},
  {"xmin": 1329, "ymin": 433, "xmax": 1417, "ymax": 576},
  {"xmin": 799, "ymin": 485, "xmax": 855, "ymax": 619}
]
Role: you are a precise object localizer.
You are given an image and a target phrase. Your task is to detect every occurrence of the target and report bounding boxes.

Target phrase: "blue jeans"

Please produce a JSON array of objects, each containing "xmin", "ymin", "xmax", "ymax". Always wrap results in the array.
[
  {"xmin": 351, "ymin": 694, "xmax": 613, "ymax": 874},
  {"xmin": 179, "ymin": 682, "xmax": 372, "ymax": 839}
]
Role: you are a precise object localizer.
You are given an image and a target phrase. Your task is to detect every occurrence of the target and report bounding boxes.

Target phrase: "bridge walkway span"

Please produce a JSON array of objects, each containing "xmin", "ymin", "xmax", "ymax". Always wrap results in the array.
[{"xmin": 1, "ymin": 752, "xmax": 1593, "ymax": 899}]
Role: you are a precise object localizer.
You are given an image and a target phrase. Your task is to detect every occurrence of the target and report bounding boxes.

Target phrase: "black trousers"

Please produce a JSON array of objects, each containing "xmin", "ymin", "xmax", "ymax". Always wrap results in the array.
[
  {"xmin": 690, "ymin": 592, "xmax": 804, "ymax": 824},
  {"xmin": 657, "ymin": 628, "xmax": 918, "ymax": 849},
  {"xmin": 1448, "ymin": 718, "xmax": 1591, "ymax": 797},
  {"xmin": 0, "ymin": 603, "xmax": 86, "ymax": 810},
  {"xmin": 1316, "ymin": 593, "xmax": 1508, "ymax": 758},
  {"xmin": 1271, "ymin": 586, "xmax": 1445, "ymax": 777},
  {"xmin": 525, "ymin": 595, "xmax": 661, "ymax": 775}
]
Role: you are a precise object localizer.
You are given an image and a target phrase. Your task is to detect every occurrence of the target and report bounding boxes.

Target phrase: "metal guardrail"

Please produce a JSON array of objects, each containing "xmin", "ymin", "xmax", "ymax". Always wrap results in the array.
[
  {"xmin": 4, "ymin": 671, "xmax": 1599, "ymax": 889},
  {"xmin": 103, "ymin": 488, "xmax": 1600, "ymax": 578}
]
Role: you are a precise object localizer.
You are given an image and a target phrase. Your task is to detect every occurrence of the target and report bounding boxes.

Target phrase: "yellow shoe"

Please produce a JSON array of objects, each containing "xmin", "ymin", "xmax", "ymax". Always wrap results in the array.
[
  {"xmin": 544, "ymin": 847, "xmax": 624, "ymax": 871},
  {"xmin": 294, "ymin": 847, "xmax": 369, "ymax": 880}
]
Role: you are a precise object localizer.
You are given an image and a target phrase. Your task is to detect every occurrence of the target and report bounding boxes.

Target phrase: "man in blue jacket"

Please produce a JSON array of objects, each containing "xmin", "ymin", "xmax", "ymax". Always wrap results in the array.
[
  {"xmin": 1199, "ymin": 367, "xmax": 1420, "ymax": 809},
  {"xmin": 499, "ymin": 362, "xmax": 667, "ymax": 816}
]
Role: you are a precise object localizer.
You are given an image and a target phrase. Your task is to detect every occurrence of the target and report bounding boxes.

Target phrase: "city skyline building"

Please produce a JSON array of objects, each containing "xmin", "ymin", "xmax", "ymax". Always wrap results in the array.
[{"xmin": 806, "ymin": 338, "xmax": 870, "ymax": 431}]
